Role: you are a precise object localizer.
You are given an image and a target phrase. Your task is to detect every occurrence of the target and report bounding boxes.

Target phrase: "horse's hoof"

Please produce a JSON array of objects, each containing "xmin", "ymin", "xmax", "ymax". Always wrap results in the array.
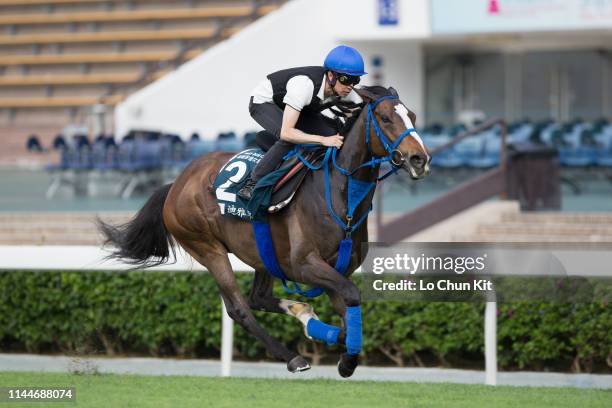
[
  {"xmin": 287, "ymin": 355, "xmax": 310, "ymax": 373},
  {"xmin": 337, "ymin": 353, "xmax": 358, "ymax": 378}
]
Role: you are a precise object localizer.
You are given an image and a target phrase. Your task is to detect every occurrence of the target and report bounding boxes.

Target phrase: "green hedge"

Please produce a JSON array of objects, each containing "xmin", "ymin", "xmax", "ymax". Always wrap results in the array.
[{"xmin": 0, "ymin": 271, "xmax": 610, "ymax": 372}]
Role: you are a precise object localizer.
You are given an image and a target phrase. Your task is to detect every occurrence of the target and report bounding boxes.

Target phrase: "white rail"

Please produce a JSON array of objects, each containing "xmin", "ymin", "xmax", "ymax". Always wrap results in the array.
[
  {"xmin": 485, "ymin": 301, "xmax": 498, "ymax": 385},
  {"xmin": 220, "ymin": 299, "xmax": 234, "ymax": 377},
  {"xmin": 0, "ymin": 245, "xmax": 497, "ymax": 384}
]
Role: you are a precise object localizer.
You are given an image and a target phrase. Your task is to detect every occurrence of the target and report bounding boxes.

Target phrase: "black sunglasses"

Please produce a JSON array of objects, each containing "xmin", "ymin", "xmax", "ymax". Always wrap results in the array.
[{"xmin": 336, "ymin": 73, "xmax": 360, "ymax": 86}]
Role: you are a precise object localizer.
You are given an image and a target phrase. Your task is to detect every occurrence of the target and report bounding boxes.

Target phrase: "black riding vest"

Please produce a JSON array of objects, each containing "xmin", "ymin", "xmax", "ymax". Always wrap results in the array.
[{"xmin": 267, "ymin": 66, "xmax": 326, "ymax": 112}]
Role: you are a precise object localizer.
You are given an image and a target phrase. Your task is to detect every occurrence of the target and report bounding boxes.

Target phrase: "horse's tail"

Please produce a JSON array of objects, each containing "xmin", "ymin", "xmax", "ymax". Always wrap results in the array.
[{"xmin": 98, "ymin": 183, "xmax": 176, "ymax": 269}]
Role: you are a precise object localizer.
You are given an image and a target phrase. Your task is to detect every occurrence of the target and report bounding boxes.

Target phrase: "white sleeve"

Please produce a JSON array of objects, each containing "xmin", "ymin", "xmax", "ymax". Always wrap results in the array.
[
  {"xmin": 342, "ymin": 89, "xmax": 363, "ymax": 105},
  {"xmin": 283, "ymin": 76, "xmax": 315, "ymax": 111}
]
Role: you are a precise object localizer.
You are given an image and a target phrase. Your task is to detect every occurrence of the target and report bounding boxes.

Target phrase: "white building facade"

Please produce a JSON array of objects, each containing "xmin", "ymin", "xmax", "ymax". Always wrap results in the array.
[{"xmin": 115, "ymin": 0, "xmax": 612, "ymax": 139}]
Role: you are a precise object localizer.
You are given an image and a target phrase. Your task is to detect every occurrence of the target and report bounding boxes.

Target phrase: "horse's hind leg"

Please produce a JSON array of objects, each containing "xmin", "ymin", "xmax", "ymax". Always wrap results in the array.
[
  {"xmin": 182, "ymin": 242, "xmax": 310, "ymax": 373},
  {"xmin": 248, "ymin": 269, "xmax": 318, "ymax": 338}
]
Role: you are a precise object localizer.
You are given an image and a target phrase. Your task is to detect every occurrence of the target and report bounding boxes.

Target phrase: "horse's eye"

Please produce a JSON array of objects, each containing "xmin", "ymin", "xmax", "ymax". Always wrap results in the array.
[{"xmin": 380, "ymin": 115, "xmax": 392, "ymax": 124}]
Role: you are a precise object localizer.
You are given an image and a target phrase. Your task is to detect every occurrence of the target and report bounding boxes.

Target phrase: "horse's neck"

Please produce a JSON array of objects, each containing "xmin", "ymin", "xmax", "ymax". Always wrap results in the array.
[
  {"xmin": 334, "ymin": 109, "xmax": 379, "ymax": 182},
  {"xmin": 316, "ymin": 108, "xmax": 379, "ymax": 229}
]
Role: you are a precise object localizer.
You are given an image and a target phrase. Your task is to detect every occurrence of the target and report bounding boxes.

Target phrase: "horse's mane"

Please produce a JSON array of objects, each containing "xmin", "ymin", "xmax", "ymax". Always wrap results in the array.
[
  {"xmin": 337, "ymin": 85, "xmax": 394, "ymax": 135},
  {"xmin": 357, "ymin": 85, "xmax": 394, "ymax": 98}
]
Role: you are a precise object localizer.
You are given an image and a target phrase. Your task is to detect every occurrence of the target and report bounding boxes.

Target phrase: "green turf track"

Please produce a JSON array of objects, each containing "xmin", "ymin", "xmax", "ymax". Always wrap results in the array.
[{"xmin": 0, "ymin": 372, "xmax": 610, "ymax": 408}]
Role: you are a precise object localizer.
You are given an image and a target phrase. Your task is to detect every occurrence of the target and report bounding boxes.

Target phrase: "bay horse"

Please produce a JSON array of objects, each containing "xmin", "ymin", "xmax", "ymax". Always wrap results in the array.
[{"xmin": 99, "ymin": 85, "xmax": 430, "ymax": 377}]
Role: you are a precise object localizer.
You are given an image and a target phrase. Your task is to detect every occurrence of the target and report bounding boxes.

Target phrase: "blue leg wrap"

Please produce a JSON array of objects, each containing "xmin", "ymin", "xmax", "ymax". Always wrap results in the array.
[
  {"xmin": 306, "ymin": 318, "xmax": 340, "ymax": 346},
  {"xmin": 345, "ymin": 306, "xmax": 362, "ymax": 355}
]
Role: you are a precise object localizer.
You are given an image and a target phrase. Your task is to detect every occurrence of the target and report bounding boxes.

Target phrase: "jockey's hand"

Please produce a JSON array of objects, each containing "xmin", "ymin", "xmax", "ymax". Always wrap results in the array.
[{"xmin": 321, "ymin": 134, "xmax": 344, "ymax": 148}]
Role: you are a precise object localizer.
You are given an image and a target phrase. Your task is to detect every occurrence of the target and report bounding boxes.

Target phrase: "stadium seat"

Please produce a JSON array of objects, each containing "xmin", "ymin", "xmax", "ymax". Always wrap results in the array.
[
  {"xmin": 244, "ymin": 131, "xmax": 259, "ymax": 149},
  {"xmin": 52, "ymin": 134, "xmax": 67, "ymax": 150},
  {"xmin": 467, "ymin": 132, "xmax": 501, "ymax": 168},
  {"xmin": 26, "ymin": 135, "xmax": 44, "ymax": 152},
  {"xmin": 91, "ymin": 136, "xmax": 118, "ymax": 171},
  {"xmin": 0, "ymin": 50, "xmax": 202, "ymax": 66},
  {"xmin": 428, "ymin": 135, "xmax": 464, "ymax": 168},
  {"xmin": 0, "ymin": 6, "xmax": 270, "ymax": 26},
  {"xmin": 216, "ymin": 132, "xmax": 243, "ymax": 152}
]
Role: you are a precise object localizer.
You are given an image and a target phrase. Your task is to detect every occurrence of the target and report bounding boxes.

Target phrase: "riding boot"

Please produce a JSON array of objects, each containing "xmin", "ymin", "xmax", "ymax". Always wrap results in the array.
[
  {"xmin": 237, "ymin": 178, "xmax": 258, "ymax": 201},
  {"xmin": 238, "ymin": 140, "xmax": 294, "ymax": 201}
]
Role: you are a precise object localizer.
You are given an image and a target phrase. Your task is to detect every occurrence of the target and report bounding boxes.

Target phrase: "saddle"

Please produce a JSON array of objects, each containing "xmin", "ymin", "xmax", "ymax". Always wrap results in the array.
[
  {"xmin": 268, "ymin": 148, "xmax": 324, "ymax": 212},
  {"xmin": 212, "ymin": 144, "xmax": 326, "ymax": 221}
]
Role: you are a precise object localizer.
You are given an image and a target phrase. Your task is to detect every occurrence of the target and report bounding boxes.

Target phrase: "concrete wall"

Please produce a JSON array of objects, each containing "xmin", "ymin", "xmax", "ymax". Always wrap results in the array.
[
  {"xmin": 349, "ymin": 40, "xmax": 425, "ymax": 122},
  {"xmin": 328, "ymin": 0, "xmax": 430, "ymax": 41}
]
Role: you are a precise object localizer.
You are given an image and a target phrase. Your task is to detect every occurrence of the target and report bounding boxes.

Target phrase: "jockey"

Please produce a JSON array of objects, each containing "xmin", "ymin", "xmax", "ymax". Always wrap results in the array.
[{"xmin": 237, "ymin": 45, "xmax": 367, "ymax": 201}]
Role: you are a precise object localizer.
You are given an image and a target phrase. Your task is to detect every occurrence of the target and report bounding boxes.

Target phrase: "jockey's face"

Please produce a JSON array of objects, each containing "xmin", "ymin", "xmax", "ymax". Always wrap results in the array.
[{"xmin": 327, "ymin": 71, "xmax": 354, "ymax": 98}]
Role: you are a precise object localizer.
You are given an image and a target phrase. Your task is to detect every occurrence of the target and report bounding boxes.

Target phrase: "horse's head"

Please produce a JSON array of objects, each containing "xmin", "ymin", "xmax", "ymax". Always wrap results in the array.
[{"xmin": 356, "ymin": 86, "xmax": 430, "ymax": 180}]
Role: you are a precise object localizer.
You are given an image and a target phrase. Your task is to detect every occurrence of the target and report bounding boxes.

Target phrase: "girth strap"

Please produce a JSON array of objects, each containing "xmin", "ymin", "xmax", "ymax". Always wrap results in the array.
[{"xmin": 252, "ymin": 221, "xmax": 353, "ymax": 298}]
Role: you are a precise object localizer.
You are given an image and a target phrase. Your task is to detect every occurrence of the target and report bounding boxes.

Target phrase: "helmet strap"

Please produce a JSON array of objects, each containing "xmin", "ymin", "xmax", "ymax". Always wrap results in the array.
[{"xmin": 326, "ymin": 71, "xmax": 340, "ymax": 98}]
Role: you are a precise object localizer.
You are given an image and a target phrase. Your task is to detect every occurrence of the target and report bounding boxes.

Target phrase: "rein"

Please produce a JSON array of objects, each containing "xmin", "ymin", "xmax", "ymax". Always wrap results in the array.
[
  {"xmin": 294, "ymin": 94, "xmax": 417, "ymax": 235},
  {"xmin": 266, "ymin": 94, "xmax": 417, "ymax": 297}
]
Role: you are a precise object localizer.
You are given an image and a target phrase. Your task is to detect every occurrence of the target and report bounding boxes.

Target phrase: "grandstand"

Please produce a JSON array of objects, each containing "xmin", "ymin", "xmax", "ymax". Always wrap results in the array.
[
  {"xmin": 0, "ymin": 0, "xmax": 284, "ymax": 165},
  {"xmin": 423, "ymin": 119, "xmax": 612, "ymax": 170},
  {"xmin": 1, "ymin": 0, "xmax": 611, "ymax": 206}
]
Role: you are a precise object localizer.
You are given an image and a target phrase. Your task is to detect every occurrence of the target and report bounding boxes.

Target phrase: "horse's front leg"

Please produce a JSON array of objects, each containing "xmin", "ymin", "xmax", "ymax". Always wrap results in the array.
[
  {"xmin": 293, "ymin": 253, "xmax": 363, "ymax": 378},
  {"xmin": 248, "ymin": 269, "xmax": 319, "ymax": 339},
  {"xmin": 326, "ymin": 289, "xmax": 348, "ymax": 342},
  {"xmin": 180, "ymin": 241, "xmax": 310, "ymax": 373}
]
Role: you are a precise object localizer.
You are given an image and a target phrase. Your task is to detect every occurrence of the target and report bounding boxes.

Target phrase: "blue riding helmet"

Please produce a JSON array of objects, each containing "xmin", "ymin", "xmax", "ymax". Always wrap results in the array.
[{"xmin": 324, "ymin": 45, "xmax": 367, "ymax": 76}]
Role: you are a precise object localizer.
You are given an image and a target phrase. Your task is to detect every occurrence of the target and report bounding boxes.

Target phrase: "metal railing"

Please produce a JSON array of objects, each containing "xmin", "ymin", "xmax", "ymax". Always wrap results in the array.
[{"xmin": 377, "ymin": 119, "xmax": 508, "ymax": 243}]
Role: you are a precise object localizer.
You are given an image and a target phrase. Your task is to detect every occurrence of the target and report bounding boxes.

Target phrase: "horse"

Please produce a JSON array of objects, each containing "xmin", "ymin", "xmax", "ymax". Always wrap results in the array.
[{"xmin": 99, "ymin": 85, "xmax": 430, "ymax": 378}]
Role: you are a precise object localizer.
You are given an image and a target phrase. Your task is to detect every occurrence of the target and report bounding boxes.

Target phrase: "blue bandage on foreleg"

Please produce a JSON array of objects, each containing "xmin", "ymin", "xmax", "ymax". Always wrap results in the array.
[
  {"xmin": 345, "ymin": 305, "xmax": 362, "ymax": 355},
  {"xmin": 306, "ymin": 318, "xmax": 340, "ymax": 346}
]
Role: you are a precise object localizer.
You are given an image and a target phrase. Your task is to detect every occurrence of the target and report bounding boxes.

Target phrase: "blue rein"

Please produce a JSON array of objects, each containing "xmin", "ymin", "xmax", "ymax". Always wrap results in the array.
[
  {"xmin": 252, "ymin": 94, "xmax": 420, "ymax": 356},
  {"xmin": 288, "ymin": 95, "xmax": 419, "ymax": 254},
  {"xmin": 256, "ymin": 95, "xmax": 418, "ymax": 297}
]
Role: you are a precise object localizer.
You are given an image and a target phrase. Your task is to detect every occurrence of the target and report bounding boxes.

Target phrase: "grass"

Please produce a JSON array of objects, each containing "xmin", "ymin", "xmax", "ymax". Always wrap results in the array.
[{"xmin": 0, "ymin": 372, "xmax": 610, "ymax": 408}]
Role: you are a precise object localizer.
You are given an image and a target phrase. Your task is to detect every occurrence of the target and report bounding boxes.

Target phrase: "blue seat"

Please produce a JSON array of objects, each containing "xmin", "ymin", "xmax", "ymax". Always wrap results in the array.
[
  {"xmin": 559, "ymin": 128, "xmax": 600, "ymax": 167},
  {"xmin": 92, "ymin": 138, "xmax": 118, "ymax": 171},
  {"xmin": 432, "ymin": 149, "xmax": 464, "ymax": 168},
  {"xmin": 171, "ymin": 140, "xmax": 216, "ymax": 169},
  {"xmin": 216, "ymin": 132, "xmax": 244, "ymax": 152},
  {"xmin": 596, "ymin": 151, "xmax": 612, "ymax": 167},
  {"xmin": 467, "ymin": 133, "xmax": 501, "ymax": 168},
  {"xmin": 72, "ymin": 146, "xmax": 93, "ymax": 170},
  {"xmin": 116, "ymin": 140, "xmax": 135, "ymax": 171},
  {"xmin": 454, "ymin": 136, "xmax": 484, "ymax": 167},
  {"xmin": 559, "ymin": 147, "xmax": 596, "ymax": 167},
  {"xmin": 125, "ymin": 141, "xmax": 163, "ymax": 172},
  {"xmin": 427, "ymin": 135, "xmax": 464, "ymax": 168},
  {"xmin": 507, "ymin": 123, "xmax": 534, "ymax": 144},
  {"xmin": 52, "ymin": 134, "xmax": 67, "ymax": 150},
  {"xmin": 187, "ymin": 140, "xmax": 216, "ymax": 158},
  {"xmin": 244, "ymin": 131, "xmax": 259, "ymax": 149},
  {"xmin": 595, "ymin": 131, "xmax": 612, "ymax": 167},
  {"xmin": 26, "ymin": 134, "xmax": 44, "ymax": 152},
  {"xmin": 46, "ymin": 148, "xmax": 72, "ymax": 171}
]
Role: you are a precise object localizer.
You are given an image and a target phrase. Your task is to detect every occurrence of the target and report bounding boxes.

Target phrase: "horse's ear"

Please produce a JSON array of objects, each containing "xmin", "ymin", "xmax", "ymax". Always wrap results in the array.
[
  {"xmin": 388, "ymin": 87, "xmax": 398, "ymax": 97},
  {"xmin": 355, "ymin": 87, "xmax": 378, "ymax": 103}
]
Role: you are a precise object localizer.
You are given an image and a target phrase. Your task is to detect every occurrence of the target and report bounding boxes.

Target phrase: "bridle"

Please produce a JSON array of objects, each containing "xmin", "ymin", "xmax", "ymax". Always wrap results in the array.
[
  {"xmin": 365, "ymin": 95, "xmax": 416, "ymax": 167},
  {"xmin": 275, "ymin": 93, "xmax": 423, "ymax": 297}
]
